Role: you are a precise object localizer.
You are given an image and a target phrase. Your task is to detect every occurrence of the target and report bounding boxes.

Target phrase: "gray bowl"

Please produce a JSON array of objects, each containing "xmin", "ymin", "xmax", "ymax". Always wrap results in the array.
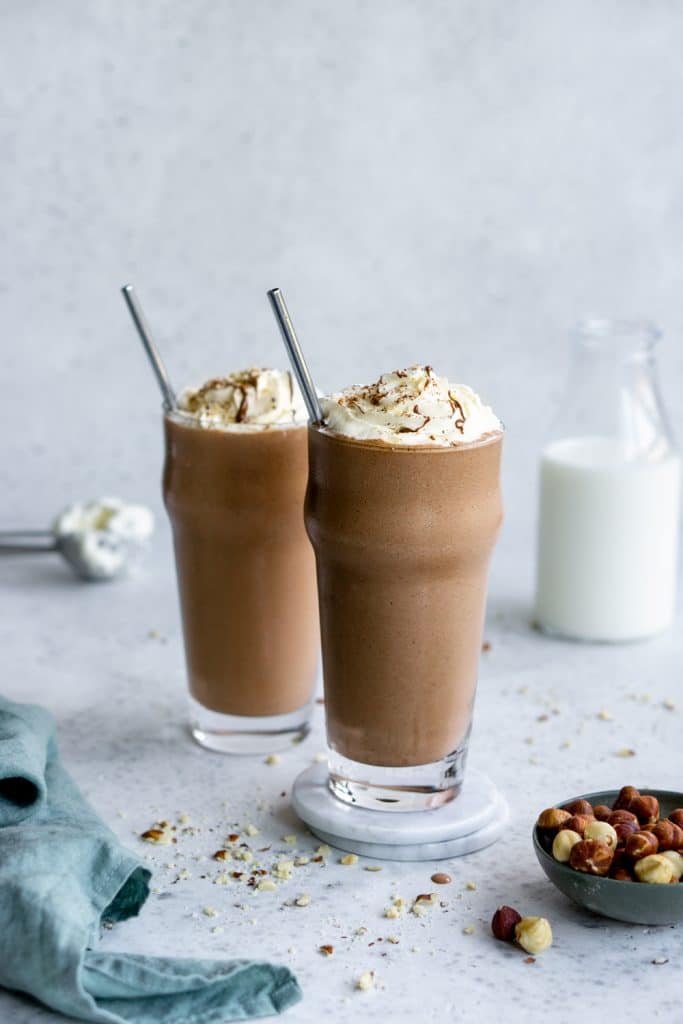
[{"xmin": 533, "ymin": 788, "xmax": 683, "ymax": 925}]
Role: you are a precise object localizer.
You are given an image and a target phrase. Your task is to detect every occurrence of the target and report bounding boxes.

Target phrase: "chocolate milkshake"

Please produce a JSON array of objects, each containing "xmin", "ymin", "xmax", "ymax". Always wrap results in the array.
[
  {"xmin": 163, "ymin": 368, "xmax": 319, "ymax": 753},
  {"xmin": 305, "ymin": 365, "xmax": 503, "ymax": 809}
]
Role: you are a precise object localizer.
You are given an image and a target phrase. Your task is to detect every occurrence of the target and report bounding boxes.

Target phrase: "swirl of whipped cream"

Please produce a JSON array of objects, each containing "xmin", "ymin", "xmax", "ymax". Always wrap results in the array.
[
  {"xmin": 320, "ymin": 365, "xmax": 501, "ymax": 446},
  {"xmin": 177, "ymin": 368, "xmax": 306, "ymax": 428}
]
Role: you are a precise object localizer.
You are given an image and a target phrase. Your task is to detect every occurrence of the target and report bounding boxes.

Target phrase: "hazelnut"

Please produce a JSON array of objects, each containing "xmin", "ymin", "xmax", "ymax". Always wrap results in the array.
[
  {"xmin": 612, "ymin": 819, "xmax": 639, "ymax": 845},
  {"xmin": 536, "ymin": 808, "xmax": 572, "ymax": 832},
  {"xmin": 552, "ymin": 829, "xmax": 582, "ymax": 863},
  {"xmin": 630, "ymin": 795, "xmax": 660, "ymax": 826},
  {"xmin": 514, "ymin": 917, "xmax": 553, "ymax": 954},
  {"xmin": 634, "ymin": 854, "xmax": 675, "ymax": 885},
  {"xmin": 668, "ymin": 809, "xmax": 683, "ymax": 829},
  {"xmin": 563, "ymin": 799, "xmax": 594, "ymax": 817},
  {"xmin": 609, "ymin": 809, "xmax": 639, "ymax": 826},
  {"xmin": 625, "ymin": 831, "xmax": 659, "ymax": 861},
  {"xmin": 593, "ymin": 804, "xmax": 613, "ymax": 821},
  {"xmin": 661, "ymin": 850, "xmax": 683, "ymax": 881},
  {"xmin": 613, "ymin": 785, "xmax": 640, "ymax": 812},
  {"xmin": 569, "ymin": 839, "xmax": 614, "ymax": 876},
  {"xmin": 609, "ymin": 867, "xmax": 634, "ymax": 881},
  {"xmin": 561, "ymin": 813, "xmax": 595, "ymax": 837},
  {"xmin": 649, "ymin": 820, "xmax": 683, "ymax": 851},
  {"xmin": 584, "ymin": 820, "xmax": 618, "ymax": 849},
  {"xmin": 491, "ymin": 905, "xmax": 522, "ymax": 943}
]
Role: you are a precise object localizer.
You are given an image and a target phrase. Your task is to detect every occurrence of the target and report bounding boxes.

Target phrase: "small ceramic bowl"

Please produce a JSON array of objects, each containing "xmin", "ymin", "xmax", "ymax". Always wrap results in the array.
[{"xmin": 533, "ymin": 788, "xmax": 683, "ymax": 925}]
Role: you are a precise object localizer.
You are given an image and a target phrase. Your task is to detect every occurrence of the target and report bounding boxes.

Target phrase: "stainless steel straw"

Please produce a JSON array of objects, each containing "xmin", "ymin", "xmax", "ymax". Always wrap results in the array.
[
  {"xmin": 121, "ymin": 284, "xmax": 176, "ymax": 410},
  {"xmin": 267, "ymin": 288, "xmax": 323, "ymax": 424}
]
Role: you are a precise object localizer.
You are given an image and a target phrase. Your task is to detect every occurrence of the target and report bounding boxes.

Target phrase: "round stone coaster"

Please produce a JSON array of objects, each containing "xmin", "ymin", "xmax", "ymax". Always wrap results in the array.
[{"xmin": 292, "ymin": 763, "xmax": 509, "ymax": 861}]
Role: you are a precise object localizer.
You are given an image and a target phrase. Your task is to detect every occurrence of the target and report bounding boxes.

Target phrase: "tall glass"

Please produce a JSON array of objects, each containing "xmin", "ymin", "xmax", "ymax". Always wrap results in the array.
[
  {"xmin": 163, "ymin": 412, "xmax": 319, "ymax": 752},
  {"xmin": 305, "ymin": 427, "xmax": 503, "ymax": 810},
  {"xmin": 535, "ymin": 319, "xmax": 680, "ymax": 642}
]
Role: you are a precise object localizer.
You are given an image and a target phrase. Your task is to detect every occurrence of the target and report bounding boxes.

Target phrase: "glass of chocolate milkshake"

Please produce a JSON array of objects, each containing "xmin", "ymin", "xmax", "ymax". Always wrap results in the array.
[
  {"xmin": 305, "ymin": 366, "xmax": 503, "ymax": 809},
  {"xmin": 163, "ymin": 368, "xmax": 319, "ymax": 753}
]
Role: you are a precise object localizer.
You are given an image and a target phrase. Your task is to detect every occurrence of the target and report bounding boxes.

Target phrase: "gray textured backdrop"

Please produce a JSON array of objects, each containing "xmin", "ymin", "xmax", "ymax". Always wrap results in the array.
[{"xmin": 3, "ymin": 0, "xmax": 683, "ymax": 599}]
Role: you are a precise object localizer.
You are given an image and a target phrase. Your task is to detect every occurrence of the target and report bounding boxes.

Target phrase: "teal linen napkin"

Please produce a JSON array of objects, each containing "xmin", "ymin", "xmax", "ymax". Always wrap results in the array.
[{"xmin": 0, "ymin": 696, "xmax": 301, "ymax": 1023}]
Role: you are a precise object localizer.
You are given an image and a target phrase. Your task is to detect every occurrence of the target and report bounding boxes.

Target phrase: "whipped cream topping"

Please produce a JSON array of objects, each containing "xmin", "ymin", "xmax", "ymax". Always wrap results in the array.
[
  {"xmin": 178, "ymin": 368, "xmax": 306, "ymax": 428},
  {"xmin": 53, "ymin": 498, "xmax": 154, "ymax": 581},
  {"xmin": 320, "ymin": 365, "xmax": 501, "ymax": 446}
]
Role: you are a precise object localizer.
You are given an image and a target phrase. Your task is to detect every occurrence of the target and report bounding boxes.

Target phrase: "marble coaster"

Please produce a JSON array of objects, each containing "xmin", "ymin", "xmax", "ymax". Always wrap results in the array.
[{"xmin": 292, "ymin": 763, "xmax": 509, "ymax": 862}]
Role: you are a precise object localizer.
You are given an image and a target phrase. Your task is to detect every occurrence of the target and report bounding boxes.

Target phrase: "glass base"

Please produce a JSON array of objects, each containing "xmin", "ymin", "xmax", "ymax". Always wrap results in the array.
[
  {"xmin": 189, "ymin": 697, "xmax": 312, "ymax": 755},
  {"xmin": 327, "ymin": 743, "xmax": 468, "ymax": 812}
]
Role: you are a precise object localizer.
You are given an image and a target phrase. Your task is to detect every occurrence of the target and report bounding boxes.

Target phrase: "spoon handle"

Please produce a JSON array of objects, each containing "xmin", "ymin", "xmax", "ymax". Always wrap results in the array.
[{"xmin": 0, "ymin": 531, "xmax": 57, "ymax": 553}]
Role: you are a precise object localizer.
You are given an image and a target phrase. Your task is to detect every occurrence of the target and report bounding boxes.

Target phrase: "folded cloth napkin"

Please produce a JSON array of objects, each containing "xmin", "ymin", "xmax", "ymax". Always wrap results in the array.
[{"xmin": 0, "ymin": 696, "xmax": 301, "ymax": 1023}]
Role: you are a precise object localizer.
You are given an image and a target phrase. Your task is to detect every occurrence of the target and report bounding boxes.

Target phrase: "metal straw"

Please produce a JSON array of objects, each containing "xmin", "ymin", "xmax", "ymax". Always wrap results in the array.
[
  {"xmin": 267, "ymin": 288, "xmax": 323, "ymax": 425},
  {"xmin": 121, "ymin": 284, "xmax": 176, "ymax": 410}
]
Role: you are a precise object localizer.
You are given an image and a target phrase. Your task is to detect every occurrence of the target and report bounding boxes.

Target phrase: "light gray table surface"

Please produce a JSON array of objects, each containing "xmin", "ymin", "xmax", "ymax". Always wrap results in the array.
[{"xmin": 1, "ymin": 528, "xmax": 682, "ymax": 1024}]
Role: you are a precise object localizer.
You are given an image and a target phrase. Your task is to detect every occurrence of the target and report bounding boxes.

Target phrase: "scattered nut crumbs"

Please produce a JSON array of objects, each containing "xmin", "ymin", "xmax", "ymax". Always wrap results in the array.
[
  {"xmin": 213, "ymin": 849, "xmax": 230, "ymax": 861},
  {"xmin": 257, "ymin": 879, "xmax": 277, "ymax": 892},
  {"xmin": 140, "ymin": 821, "xmax": 175, "ymax": 845},
  {"xmin": 616, "ymin": 748, "xmax": 636, "ymax": 758},
  {"xmin": 294, "ymin": 856, "xmax": 309, "ymax": 866},
  {"xmin": 226, "ymin": 834, "xmax": 240, "ymax": 844},
  {"xmin": 273, "ymin": 860, "xmax": 294, "ymax": 880},
  {"xmin": 356, "ymin": 971, "xmax": 375, "ymax": 991},
  {"xmin": 264, "ymin": 754, "xmax": 281, "ymax": 765},
  {"xmin": 319, "ymin": 945, "xmax": 334, "ymax": 957},
  {"xmin": 465, "ymin": 880, "xmax": 477, "ymax": 891},
  {"xmin": 232, "ymin": 849, "xmax": 254, "ymax": 863},
  {"xmin": 315, "ymin": 844, "xmax": 331, "ymax": 858},
  {"xmin": 385, "ymin": 906, "xmax": 400, "ymax": 919},
  {"xmin": 202, "ymin": 907, "xmax": 219, "ymax": 917},
  {"xmin": 340, "ymin": 853, "xmax": 358, "ymax": 866},
  {"xmin": 294, "ymin": 894, "xmax": 311, "ymax": 907},
  {"xmin": 355, "ymin": 926, "xmax": 368, "ymax": 936},
  {"xmin": 411, "ymin": 904, "xmax": 426, "ymax": 917},
  {"xmin": 463, "ymin": 925, "xmax": 475, "ymax": 935},
  {"xmin": 387, "ymin": 935, "xmax": 400, "ymax": 944},
  {"xmin": 244, "ymin": 824, "xmax": 260, "ymax": 836},
  {"xmin": 597, "ymin": 709, "xmax": 613, "ymax": 721},
  {"xmin": 178, "ymin": 813, "xmax": 190, "ymax": 825}
]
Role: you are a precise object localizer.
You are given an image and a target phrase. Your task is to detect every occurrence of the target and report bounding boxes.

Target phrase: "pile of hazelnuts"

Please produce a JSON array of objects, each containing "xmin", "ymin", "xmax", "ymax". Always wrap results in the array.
[{"xmin": 536, "ymin": 785, "xmax": 683, "ymax": 884}]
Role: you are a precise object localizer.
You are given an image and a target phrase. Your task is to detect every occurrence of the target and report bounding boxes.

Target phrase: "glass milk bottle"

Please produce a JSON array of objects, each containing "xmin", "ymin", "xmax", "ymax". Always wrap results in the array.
[{"xmin": 535, "ymin": 319, "xmax": 680, "ymax": 642}]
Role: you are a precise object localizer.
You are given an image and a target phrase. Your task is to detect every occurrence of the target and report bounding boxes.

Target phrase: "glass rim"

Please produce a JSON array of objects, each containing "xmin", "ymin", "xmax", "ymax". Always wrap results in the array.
[{"xmin": 571, "ymin": 317, "xmax": 662, "ymax": 351}]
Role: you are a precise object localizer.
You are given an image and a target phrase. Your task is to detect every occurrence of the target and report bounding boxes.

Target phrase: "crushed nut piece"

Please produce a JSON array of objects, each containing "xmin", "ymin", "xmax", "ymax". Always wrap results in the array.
[
  {"xmin": 178, "ymin": 813, "xmax": 190, "ymax": 825},
  {"xmin": 213, "ymin": 849, "xmax": 231, "ymax": 861},
  {"xmin": 463, "ymin": 925, "xmax": 475, "ymax": 934},
  {"xmin": 340, "ymin": 853, "xmax": 358, "ymax": 866},
  {"xmin": 652, "ymin": 957, "xmax": 669, "ymax": 965},
  {"xmin": 356, "ymin": 926, "xmax": 368, "ymax": 936},
  {"xmin": 244, "ymin": 824, "xmax": 260, "ymax": 836},
  {"xmin": 385, "ymin": 906, "xmax": 400, "ymax": 919},
  {"xmin": 232, "ymin": 849, "xmax": 254, "ymax": 863},
  {"xmin": 282, "ymin": 835, "xmax": 297, "ymax": 844},
  {"xmin": 202, "ymin": 907, "xmax": 219, "ymax": 918},
  {"xmin": 140, "ymin": 822, "xmax": 174, "ymax": 845},
  {"xmin": 597, "ymin": 709, "xmax": 613, "ymax": 721},
  {"xmin": 663, "ymin": 700, "xmax": 676, "ymax": 711},
  {"xmin": 313, "ymin": 752, "xmax": 327, "ymax": 762},
  {"xmin": 211, "ymin": 925, "xmax": 223, "ymax": 934},
  {"xmin": 214, "ymin": 874, "xmax": 230, "ymax": 886},
  {"xmin": 319, "ymin": 944, "xmax": 334, "ymax": 956},
  {"xmin": 226, "ymin": 834, "xmax": 240, "ymax": 844},
  {"xmin": 294, "ymin": 894, "xmax": 311, "ymax": 907},
  {"xmin": 315, "ymin": 844, "xmax": 331, "ymax": 858},
  {"xmin": 465, "ymin": 880, "xmax": 477, "ymax": 891},
  {"xmin": 265, "ymin": 754, "xmax": 281, "ymax": 765},
  {"xmin": 356, "ymin": 971, "xmax": 375, "ymax": 991},
  {"xmin": 258, "ymin": 879, "xmax": 277, "ymax": 892},
  {"xmin": 616, "ymin": 748, "xmax": 636, "ymax": 758},
  {"xmin": 273, "ymin": 859, "xmax": 294, "ymax": 880},
  {"xmin": 364, "ymin": 865, "xmax": 382, "ymax": 872},
  {"xmin": 387, "ymin": 935, "xmax": 400, "ymax": 944},
  {"xmin": 411, "ymin": 903, "xmax": 426, "ymax": 917},
  {"xmin": 294, "ymin": 856, "xmax": 309, "ymax": 866}
]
